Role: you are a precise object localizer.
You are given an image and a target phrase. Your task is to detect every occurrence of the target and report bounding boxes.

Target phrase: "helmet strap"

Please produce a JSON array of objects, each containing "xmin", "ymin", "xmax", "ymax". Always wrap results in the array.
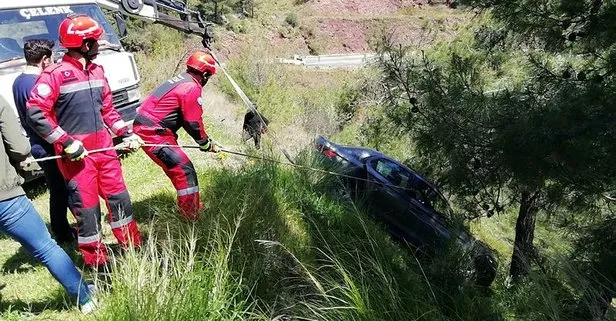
[{"xmin": 200, "ymin": 75, "xmax": 210, "ymax": 87}]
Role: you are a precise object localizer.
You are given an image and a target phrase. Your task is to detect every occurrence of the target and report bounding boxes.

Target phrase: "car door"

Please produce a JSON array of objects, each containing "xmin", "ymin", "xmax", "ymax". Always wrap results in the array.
[
  {"xmin": 406, "ymin": 181, "xmax": 451, "ymax": 247},
  {"xmin": 364, "ymin": 157, "xmax": 412, "ymax": 231}
]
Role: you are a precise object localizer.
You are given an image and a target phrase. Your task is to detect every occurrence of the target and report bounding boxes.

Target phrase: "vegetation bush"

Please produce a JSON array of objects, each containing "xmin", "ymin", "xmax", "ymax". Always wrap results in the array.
[
  {"xmin": 284, "ymin": 13, "xmax": 299, "ymax": 28},
  {"xmin": 120, "ymin": 18, "xmax": 189, "ymax": 93},
  {"xmin": 334, "ymin": 1, "xmax": 616, "ymax": 319}
]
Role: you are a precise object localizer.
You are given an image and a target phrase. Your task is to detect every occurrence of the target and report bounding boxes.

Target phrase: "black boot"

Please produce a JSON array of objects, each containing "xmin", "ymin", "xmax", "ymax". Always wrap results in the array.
[{"xmin": 55, "ymin": 227, "xmax": 77, "ymax": 245}]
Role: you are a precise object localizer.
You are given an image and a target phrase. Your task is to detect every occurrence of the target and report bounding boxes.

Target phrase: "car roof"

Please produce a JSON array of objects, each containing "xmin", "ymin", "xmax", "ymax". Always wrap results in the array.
[{"xmin": 320, "ymin": 136, "xmax": 446, "ymax": 197}]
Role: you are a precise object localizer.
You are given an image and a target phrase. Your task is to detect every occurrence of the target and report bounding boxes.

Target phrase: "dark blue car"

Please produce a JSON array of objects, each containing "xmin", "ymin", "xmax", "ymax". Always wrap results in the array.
[{"xmin": 314, "ymin": 135, "xmax": 498, "ymax": 287}]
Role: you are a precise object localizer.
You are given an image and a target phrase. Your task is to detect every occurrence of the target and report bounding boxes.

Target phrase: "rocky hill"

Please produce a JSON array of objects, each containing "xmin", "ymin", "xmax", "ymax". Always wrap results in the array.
[{"xmin": 212, "ymin": 0, "xmax": 465, "ymax": 59}]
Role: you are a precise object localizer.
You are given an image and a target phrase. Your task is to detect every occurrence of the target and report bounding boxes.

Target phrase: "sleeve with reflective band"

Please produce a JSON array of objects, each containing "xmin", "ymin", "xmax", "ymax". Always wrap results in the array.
[
  {"xmin": 98, "ymin": 66, "xmax": 129, "ymax": 137},
  {"xmin": 25, "ymin": 69, "xmax": 74, "ymax": 148},
  {"xmin": 180, "ymin": 84, "xmax": 209, "ymax": 145}
]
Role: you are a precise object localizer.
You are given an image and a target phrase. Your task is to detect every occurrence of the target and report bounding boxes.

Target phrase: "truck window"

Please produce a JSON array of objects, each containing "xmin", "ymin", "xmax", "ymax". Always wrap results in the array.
[{"xmin": 0, "ymin": 5, "xmax": 121, "ymax": 63}]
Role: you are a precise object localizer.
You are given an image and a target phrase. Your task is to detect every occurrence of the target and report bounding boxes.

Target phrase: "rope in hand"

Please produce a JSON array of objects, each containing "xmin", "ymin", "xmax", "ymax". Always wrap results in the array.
[{"xmin": 23, "ymin": 146, "xmax": 121, "ymax": 163}]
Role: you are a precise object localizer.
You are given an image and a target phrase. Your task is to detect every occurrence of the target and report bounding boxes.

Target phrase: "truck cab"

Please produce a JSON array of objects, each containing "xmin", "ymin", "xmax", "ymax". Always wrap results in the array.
[{"xmin": 0, "ymin": 0, "xmax": 142, "ymax": 180}]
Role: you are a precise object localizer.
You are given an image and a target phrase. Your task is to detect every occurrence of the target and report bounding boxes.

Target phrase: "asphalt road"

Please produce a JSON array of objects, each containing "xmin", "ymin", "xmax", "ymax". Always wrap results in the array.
[{"xmin": 278, "ymin": 53, "xmax": 379, "ymax": 69}]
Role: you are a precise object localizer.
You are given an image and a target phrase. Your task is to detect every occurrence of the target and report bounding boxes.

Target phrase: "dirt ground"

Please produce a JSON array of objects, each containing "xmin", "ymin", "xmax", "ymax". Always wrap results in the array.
[
  {"xmin": 308, "ymin": 0, "xmax": 427, "ymax": 15},
  {"xmin": 210, "ymin": 0, "xmax": 461, "ymax": 59}
]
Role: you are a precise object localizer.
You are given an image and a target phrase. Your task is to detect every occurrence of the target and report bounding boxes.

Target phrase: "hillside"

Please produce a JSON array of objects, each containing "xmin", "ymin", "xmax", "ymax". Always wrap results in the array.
[{"xmin": 211, "ymin": 0, "xmax": 466, "ymax": 59}]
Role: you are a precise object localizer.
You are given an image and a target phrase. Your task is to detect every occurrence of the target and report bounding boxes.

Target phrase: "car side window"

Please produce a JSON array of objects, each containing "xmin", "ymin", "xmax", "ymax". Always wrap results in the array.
[
  {"xmin": 422, "ymin": 187, "xmax": 449, "ymax": 215},
  {"xmin": 373, "ymin": 159, "xmax": 414, "ymax": 190},
  {"xmin": 372, "ymin": 158, "xmax": 450, "ymax": 213}
]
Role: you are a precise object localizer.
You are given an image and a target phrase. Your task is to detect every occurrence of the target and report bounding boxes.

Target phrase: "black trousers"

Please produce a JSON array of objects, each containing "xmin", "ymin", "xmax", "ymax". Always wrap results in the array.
[{"xmin": 32, "ymin": 144, "xmax": 73, "ymax": 242}]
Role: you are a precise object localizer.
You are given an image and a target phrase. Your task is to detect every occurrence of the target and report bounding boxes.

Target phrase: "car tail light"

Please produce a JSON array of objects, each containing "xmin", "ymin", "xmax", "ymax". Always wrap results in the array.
[
  {"xmin": 322, "ymin": 146, "xmax": 337, "ymax": 159},
  {"xmin": 315, "ymin": 142, "xmax": 337, "ymax": 159}
]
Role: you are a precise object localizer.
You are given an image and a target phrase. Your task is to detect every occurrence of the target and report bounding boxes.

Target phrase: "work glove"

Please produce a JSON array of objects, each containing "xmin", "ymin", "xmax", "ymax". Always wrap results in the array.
[
  {"xmin": 64, "ymin": 140, "xmax": 88, "ymax": 161},
  {"xmin": 199, "ymin": 137, "xmax": 219, "ymax": 153},
  {"xmin": 19, "ymin": 156, "xmax": 37, "ymax": 172},
  {"xmin": 118, "ymin": 133, "xmax": 144, "ymax": 152}
]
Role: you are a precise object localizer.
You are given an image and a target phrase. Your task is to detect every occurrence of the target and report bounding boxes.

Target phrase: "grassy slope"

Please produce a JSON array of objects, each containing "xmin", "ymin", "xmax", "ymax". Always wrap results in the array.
[{"xmin": 215, "ymin": 2, "xmax": 616, "ymax": 320}]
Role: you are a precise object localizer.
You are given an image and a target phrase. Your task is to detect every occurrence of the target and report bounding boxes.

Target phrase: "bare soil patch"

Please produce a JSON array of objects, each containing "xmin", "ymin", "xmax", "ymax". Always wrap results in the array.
[{"xmin": 308, "ymin": 0, "xmax": 426, "ymax": 15}]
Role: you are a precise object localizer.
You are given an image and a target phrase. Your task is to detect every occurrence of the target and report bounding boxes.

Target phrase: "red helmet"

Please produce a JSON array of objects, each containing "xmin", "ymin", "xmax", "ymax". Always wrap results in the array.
[
  {"xmin": 186, "ymin": 51, "xmax": 217, "ymax": 76},
  {"xmin": 58, "ymin": 15, "xmax": 104, "ymax": 49}
]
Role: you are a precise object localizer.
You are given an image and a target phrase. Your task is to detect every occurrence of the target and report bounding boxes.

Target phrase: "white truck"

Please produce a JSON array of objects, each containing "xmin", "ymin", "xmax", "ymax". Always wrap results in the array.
[{"xmin": 0, "ymin": 0, "xmax": 209, "ymax": 181}]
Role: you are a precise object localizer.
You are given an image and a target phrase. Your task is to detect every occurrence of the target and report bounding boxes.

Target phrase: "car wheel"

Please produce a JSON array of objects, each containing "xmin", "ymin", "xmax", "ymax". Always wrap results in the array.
[
  {"xmin": 470, "ymin": 242, "xmax": 498, "ymax": 287},
  {"xmin": 472, "ymin": 253, "xmax": 498, "ymax": 287}
]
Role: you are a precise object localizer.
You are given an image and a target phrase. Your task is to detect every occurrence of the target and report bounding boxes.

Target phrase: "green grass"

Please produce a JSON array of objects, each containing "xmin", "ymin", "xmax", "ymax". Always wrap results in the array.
[
  {"xmin": 90, "ymin": 149, "xmax": 503, "ymax": 321},
  {"xmin": 2, "ymin": 74, "xmax": 614, "ymax": 321}
]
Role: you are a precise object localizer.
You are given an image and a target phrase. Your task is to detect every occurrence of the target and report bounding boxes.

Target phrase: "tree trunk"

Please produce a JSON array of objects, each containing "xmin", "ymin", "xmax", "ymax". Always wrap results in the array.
[
  {"xmin": 509, "ymin": 190, "xmax": 539, "ymax": 282},
  {"xmin": 214, "ymin": 1, "xmax": 219, "ymax": 23}
]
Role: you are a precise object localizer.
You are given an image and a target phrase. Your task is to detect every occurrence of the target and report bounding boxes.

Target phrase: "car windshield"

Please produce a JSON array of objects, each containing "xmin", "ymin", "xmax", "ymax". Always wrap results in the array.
[{"xmin": 0, "ymin": 4, "xmax": 121, "ymax": 63}]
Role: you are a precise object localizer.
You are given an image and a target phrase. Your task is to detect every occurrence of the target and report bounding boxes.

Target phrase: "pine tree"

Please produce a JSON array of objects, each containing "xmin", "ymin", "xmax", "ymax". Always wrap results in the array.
[{"xmin": 373, "ymin": 0, "xmax": 616, "ymax": 282}]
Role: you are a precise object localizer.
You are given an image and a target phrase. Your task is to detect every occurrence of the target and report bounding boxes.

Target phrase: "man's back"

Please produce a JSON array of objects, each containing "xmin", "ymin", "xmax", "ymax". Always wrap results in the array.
[
  {"xmin": 26, "ymin": 54, "xmax": 129, "ymax": 151},
  {"xmin": 138, "ymin": 72, "xmax": 201, "ymax": 132},
  {"xmin": 0, "ymin": 95, "xmax": 30, "ymax": 201}
]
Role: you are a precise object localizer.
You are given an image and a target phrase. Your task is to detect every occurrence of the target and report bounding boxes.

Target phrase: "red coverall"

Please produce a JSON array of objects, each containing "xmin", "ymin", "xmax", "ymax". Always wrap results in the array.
[
  {"xmin": 133, "ymin": 72, "xmax": 209, "ymax": 219},
  {"xmin": 26, "ymin": 54, "xmax": 142, "ymax": 267}
]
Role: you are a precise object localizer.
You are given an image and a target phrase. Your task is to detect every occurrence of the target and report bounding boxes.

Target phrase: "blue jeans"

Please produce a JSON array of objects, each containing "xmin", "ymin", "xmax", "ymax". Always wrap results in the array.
[{"xmin": 0, "ymin": 195, "xmax": 91, "ymax": 305}]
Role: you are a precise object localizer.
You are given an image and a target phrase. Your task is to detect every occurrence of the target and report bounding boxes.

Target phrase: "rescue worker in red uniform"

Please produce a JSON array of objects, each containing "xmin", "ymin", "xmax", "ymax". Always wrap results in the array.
[
  {"xmin": 25, "ymin": 14, "xmax": 143, "ymax": 270},
  {"xmin": 133, "ymin": 51, "xmax": 219, "ymax": 220}
]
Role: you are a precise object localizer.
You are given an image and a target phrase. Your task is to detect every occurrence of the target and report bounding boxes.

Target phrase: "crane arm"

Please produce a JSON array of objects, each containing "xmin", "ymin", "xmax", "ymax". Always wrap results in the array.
[{"xmin": 96, "ymin": 0, "xmax": 213, "ymax": 48}]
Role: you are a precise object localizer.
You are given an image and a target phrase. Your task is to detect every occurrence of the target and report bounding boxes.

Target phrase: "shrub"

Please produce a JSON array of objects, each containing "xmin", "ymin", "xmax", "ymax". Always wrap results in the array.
[{"xmin": 285, "ymin": 13, "xmax": 300, "ymax": 28}]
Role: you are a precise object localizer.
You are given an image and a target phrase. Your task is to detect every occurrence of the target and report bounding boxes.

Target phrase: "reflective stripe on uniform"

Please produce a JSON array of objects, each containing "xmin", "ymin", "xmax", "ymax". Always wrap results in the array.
[
  {"xmin": 44, "ymin": 127, "xmax": 66, "ymax": 143},
  {"xmin": 78, "ymin": 233, "xmax": 101, "ymax": 244},
  {"xmin": 59, "ymin": 80, "xmax": 104, "ymax": 94},
  {"xmin": 177, "ymin": 186, "xmax": 199, "ymax": 196},
  {"xmin": 111, "ymin": 120, "xmax": 126, "ymax": 132},
  {"xmin": 109, "ymin": 216, "xmax": 134, "ymax": 229}
]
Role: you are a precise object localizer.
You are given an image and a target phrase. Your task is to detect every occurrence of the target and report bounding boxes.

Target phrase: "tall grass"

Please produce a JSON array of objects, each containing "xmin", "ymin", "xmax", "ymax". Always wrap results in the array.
[
  {"xmin": 89, "ymin": 149, "xmax": 527, "ymax": 321},
  {"xmin": 216, "ymin": 44, "xmax": 356, "ymax": 135},
  {"xmin": 96, "ymin": 221, "xmax": 258, "ymax": 321}
]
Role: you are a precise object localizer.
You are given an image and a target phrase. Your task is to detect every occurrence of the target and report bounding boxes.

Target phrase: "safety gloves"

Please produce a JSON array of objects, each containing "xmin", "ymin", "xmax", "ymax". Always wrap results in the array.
[
  {"xmin": 199, "ymin": 137, "xmax": 220, "ymax": 153},
  {"xmin": 64, "ymin": 140, "xmax": 88, "ymax": 161},
  {"xmin": 119, "ymin": 132, "xmax": 144, "ymax": 152}
]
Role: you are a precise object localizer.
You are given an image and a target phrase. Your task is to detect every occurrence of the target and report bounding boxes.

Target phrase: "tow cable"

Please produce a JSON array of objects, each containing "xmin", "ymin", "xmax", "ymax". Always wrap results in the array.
[
  {"xmin": 208, "ymin": 51, "xmax": 295, "ymax": 164},
  {"xmin": 22, "ymin": 143, "xmax": 425, "ymax": 193},
  {"xmin": 22, "ymin": 143, "xmax": 321, "ymax": 174},
  {"xmin": 19, "ymin": 143, "xmax": 356, "ymax": 185}
]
